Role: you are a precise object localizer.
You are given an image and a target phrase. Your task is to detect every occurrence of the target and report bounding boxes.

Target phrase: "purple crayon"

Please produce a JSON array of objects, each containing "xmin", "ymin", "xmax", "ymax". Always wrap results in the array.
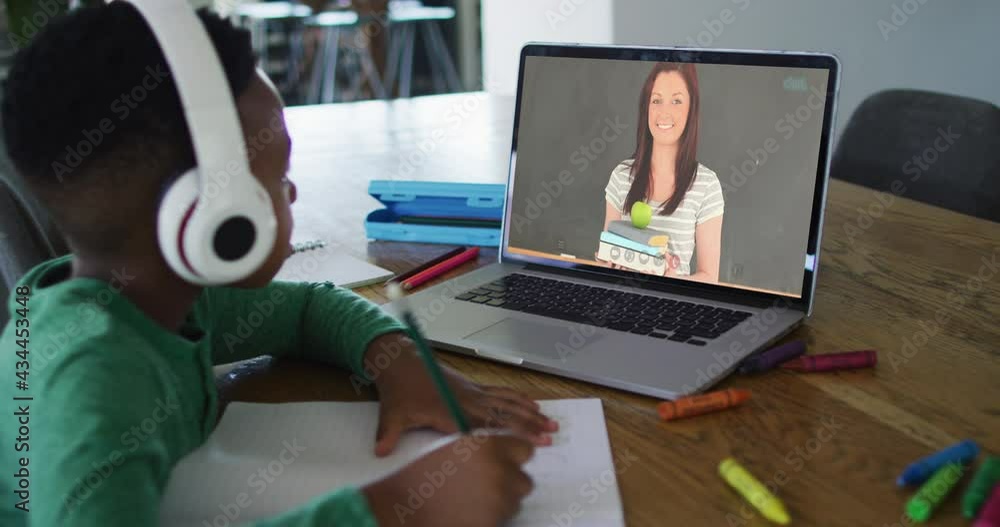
[
  {"xmin": 738, "ymin": 340, "xmax": 807, "ymax": 374},
  {"xmin": 780, "ymin": 350, "xmax": 877, "ymax": 372}
]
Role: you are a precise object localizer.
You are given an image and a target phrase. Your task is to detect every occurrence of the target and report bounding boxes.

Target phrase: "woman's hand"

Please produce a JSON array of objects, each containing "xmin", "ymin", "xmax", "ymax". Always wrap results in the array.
[
  {"xmin": 595, "ymin": 251, "xmax": 625, "ymax": 270},
  {"xmin": 659, "ymin": 253, "xmax": 680, "ymax": 277},
  {"xmin": 365, "ymin": 334, "xmax": 558, "ymax": 457},
  {"xmin": 594, "ymin": 250, "xmax": 678, "ymax": 275}
]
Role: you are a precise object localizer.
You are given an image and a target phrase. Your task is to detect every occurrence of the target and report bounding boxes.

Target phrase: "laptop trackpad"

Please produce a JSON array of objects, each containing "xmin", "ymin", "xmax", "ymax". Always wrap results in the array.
[{"xmin": 463, "ymin": 317, "xmax": 603, "ymax": 361}]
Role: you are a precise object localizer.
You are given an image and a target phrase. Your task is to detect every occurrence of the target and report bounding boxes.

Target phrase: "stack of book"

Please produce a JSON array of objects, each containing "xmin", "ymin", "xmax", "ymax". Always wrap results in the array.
[{"xmin": 597, "ymin": 221, "xmax": 669, "ymax": 274}]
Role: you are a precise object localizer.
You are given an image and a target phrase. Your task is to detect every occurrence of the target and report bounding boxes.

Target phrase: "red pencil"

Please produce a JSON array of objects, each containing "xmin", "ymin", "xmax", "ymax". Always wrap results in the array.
[
  {"xmin": 401, "ymin": 247, "xmax": 480, "ymax": 290},
  {"xmin": 388, "ymin": 247, "xmax": 467, "ymax": 284}
]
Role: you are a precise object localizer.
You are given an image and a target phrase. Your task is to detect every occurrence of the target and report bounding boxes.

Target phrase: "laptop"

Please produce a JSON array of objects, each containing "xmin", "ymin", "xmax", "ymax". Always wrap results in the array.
[{"xmin": 385, "ymin": 44, "xmax": 840, "ymax": 399}]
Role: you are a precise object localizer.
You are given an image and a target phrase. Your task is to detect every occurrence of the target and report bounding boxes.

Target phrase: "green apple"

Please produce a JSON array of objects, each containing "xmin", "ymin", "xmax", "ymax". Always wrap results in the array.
[{"xmin": 631, "ymin": 201, "xmax": 653, "ymax": 229}]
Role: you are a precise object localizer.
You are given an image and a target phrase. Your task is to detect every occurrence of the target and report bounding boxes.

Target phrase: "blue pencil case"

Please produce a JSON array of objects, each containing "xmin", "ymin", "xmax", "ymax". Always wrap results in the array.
[{"xmin": 365, "ymin": 180, "xmax": 506, "ymax": 246}]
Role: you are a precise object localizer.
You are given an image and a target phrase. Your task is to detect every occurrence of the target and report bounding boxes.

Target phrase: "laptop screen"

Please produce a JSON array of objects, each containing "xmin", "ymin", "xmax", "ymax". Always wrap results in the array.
[{"xmin": 503, "ymin": 48, "xmax": 836, "ymax": 301}]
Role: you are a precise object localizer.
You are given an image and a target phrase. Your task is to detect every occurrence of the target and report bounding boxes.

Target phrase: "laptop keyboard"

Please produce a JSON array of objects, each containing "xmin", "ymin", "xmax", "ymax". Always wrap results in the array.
[{"xmin": 455, "ymin": 273, "xmax": 752, "ymax": 346}]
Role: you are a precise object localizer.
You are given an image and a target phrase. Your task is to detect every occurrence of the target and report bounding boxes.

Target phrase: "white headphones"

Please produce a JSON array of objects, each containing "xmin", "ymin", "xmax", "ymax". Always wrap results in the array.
[{"xmin": 120, "ymin": 0, "xmax": 277, "ymax": 285}]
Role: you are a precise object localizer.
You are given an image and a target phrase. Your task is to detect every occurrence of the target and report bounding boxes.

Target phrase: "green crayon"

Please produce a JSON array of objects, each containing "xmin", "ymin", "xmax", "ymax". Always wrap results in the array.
[
  {"xmin": 963, "ymin": 456, "xmax": 1000, "ymax": 519},
  {"xmin": 906, "ymin": 462, "xmax": 965, "ymax": 523}
]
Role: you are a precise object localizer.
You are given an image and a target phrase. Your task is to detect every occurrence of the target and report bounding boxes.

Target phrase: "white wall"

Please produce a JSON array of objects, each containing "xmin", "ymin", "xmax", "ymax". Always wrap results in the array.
[
  {"xmin": 611, "ymin": 0, "xmax": 1000, "ymax": 137},
  {"xmin": 481, "ymin": 0, "xmax": 613, "ymax": 95},
  {"xmin": 482, "ymin": 0, "xmax": 999, "ymax": 137}
]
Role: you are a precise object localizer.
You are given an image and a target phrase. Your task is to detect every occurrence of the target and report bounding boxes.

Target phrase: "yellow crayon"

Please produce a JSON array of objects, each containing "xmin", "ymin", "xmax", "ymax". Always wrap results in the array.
[{"xmin": 719, "ymin": 458, "xmax": 791, "ymax": 525}]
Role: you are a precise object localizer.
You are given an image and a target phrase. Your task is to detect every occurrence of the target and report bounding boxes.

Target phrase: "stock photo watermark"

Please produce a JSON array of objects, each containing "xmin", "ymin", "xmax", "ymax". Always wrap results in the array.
[
  {"xmin": 62, "ymin": 394, "xmax": 181, "ymax": 511},
  {"xmin": 721, "ymin": 84, "xmax": 827, "ymax": 196},
  {"xmin": 510, "ymin": 115, "xmax": 628, "ymax": 234},
  {"xmin": 9, "ymin": 283, "xmax": 32, "ymax": 513},
  {"xmin": 725, "ymin": 415, "xmax": 844, "ymax": 526},
  {"xmin": 684, "ymin": 0, "xmax": 752, "ymax": 49},
  {"xmin": 546, "ymin": 0, "xmax": 752, "ymax": 42},
  {"xmin": 32, "ymin": 266, "xmax": 136, "ymax": 376},
  {"xmin": 201, "ymin": 438, "xmax": 307, "ymax": 527},
  {"xmin": 681, "ymin": 297, "xmax": 795, "ymax": 394},
  {"xmin": 545, "ymin": 0, "xmax": 590, "ymax": 29},
  {"xmin": 5, "ymin": 0, "xmax": 69, "ymax": 50},
  {"xmin": 350, "ymin": 280, "xmax": 469, "ymax": 393},
  {"xmin": 878, "ymin": 0, "xmax": 931, "ymax": 42},
  {"xmin": 51, "ymin": 64, "xmax": 171, "ymax": 182},
  {"xmin": 194, "ymin": 108, "xmax": 289, "ymax": 203},
  {"xmin": 391, "ymin": 82, "xmax": 503, "ymax": 181},
  {"xmin": 391, "ymin": 407, "xmax": 523, "ymax": 523},
  {"xmin": 7, "ymin": 266, "xmax": 136, "ymax": 512},
  {"xmin": 887, "ymin": 246, "xmax": 999, "ymax": 373},
  {"xmin": 389, "ymin": 405, "xmax": 615, "ymax": 525},
  {"xmin": 881, "ymin": 463, "xmax": 962, "ymax": 527},
  {"xmin": 548, "ymin": 448, "xmax": 639, "ymax": 527},
  {"xmin": 221, "ymin": 287, "xmax": 289, "ymax": 353},
  {"xmin": 842, "ymin": 126, "xmax": 960, "ymax": 247}
]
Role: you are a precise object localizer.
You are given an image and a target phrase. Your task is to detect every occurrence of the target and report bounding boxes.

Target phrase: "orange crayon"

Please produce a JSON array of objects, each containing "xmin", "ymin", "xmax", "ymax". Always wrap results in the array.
[{"xmin": 657, "ymin": 388, "xmax": 751, "ymax": 421}]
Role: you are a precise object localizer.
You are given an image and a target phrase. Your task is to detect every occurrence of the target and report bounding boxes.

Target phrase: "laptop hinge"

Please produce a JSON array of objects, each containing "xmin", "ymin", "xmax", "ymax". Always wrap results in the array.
[{"xmin": 522, "ymin": 263, "xmax": 801, "ymax": 311}]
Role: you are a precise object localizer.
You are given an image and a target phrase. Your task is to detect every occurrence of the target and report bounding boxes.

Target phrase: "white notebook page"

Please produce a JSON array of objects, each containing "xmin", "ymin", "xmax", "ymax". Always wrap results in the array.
[
  {"xmin": 159, "ymin": 399, "xmax": 624, "ymax": 526},
  {"xmin": 275, "ymin": 241, "xmax": 393, "ymax": 289}
]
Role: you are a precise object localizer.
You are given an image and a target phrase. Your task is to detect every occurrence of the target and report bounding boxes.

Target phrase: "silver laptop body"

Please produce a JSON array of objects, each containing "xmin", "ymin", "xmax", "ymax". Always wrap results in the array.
[{"xmin": 385, "ymin": 44, "xmax": 840, "ymax": 399}]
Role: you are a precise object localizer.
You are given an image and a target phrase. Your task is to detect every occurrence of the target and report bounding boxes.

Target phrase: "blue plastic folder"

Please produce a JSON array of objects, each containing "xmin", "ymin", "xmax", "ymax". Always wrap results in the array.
[{"xmin": 365, "ymin": 180, "xmax": 505, "ymax": 246}]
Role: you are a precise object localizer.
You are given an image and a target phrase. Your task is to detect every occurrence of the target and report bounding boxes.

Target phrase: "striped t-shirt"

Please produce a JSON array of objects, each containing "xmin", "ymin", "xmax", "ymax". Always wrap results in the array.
[{"xmin": 604, "ymin": 160, "xmax": 725, "ymax": 275}]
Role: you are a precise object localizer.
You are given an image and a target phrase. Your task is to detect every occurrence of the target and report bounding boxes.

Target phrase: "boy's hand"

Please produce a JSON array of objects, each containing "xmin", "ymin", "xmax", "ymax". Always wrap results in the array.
[
  {"xmin": 362, "ymin": 432, "xmax": 535, "ymax": 527},
  {"xmin": 365, "ymin": 333, "xmax": 558, "ymax": 457}
]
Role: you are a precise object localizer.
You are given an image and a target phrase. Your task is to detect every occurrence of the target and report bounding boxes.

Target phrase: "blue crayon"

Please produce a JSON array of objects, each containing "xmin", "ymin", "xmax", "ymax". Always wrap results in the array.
[
  {"xmin": 897, "ymin": 439, "xmax": 979, "ymax": 487},
  {"xmin": 738, "ymin": 340, "xmax": 806, "ymax": 374}
]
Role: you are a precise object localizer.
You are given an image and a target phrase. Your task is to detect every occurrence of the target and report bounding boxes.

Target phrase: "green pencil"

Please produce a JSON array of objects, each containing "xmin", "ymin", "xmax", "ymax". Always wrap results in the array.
[{"xmin": 386, "ymin": 283, "xmax": 470, "ymax": 433}]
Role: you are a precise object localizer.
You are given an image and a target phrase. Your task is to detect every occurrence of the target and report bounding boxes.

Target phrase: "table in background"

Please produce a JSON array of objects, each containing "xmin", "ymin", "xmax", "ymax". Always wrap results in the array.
[{"xmin": 217, "ymin": 93, "xmax": 1000, "ymax": 526}]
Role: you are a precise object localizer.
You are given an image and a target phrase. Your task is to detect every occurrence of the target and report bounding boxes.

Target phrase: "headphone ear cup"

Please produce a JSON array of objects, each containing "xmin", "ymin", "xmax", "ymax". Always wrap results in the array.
[
  {"xmin": 158, "ymin": 167, "xmax": 277, "ymax": 286},
  {"xmin": 157, "ymin": 169, "xmax": 204, "ymax": 284}
]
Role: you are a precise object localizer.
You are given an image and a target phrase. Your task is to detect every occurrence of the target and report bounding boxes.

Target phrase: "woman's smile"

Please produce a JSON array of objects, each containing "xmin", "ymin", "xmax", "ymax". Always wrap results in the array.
[{"xmin": 647, "ymin": 71, "xmax": 691, "ymax": 145}]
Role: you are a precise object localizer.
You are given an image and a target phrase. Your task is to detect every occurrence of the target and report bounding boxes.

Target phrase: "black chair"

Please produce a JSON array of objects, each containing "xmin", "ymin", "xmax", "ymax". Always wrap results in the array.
[
  {"xmin": 1, "ymin": 10, "xmax": 75, "ymax": 327},
  {"xmin": 831, "ymin": 89, "xmax": 1000, "ymax": 223},
  {"xmin": 0, "ymin": 129, "xmax": 69, "ymax": 329},
  {"xmin": 0, "ymin": 29, "xmax": 70, "ymax": 327}
]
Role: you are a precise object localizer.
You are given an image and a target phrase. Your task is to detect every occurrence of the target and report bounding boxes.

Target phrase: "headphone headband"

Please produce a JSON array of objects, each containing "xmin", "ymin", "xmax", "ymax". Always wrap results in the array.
[
  {"xmin": 119, "ymin": 0, "xmax": 253, "ymax": 196},
  {"xmin": 118, "ymin": 0, "xmax": 279, "ymax": 285}
]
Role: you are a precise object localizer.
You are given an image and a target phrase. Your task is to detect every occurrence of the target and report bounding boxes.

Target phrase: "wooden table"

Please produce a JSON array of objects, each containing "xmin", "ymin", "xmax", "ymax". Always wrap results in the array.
[{"xmin": 217, "ymin": 93, "xmax": 1000, "ymax": 526}]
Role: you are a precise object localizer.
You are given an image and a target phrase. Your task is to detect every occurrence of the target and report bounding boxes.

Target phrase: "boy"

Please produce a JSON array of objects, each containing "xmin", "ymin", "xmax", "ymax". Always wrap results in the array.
[{"xmin": 0, "ymin": 4, "xmax": 556, "ymax": 526}]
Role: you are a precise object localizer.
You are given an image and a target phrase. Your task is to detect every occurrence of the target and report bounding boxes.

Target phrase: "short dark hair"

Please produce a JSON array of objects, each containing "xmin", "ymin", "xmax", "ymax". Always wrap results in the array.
[{"xmin": 1, "ymin": 3, "xmax": 256, "ymax": 252}]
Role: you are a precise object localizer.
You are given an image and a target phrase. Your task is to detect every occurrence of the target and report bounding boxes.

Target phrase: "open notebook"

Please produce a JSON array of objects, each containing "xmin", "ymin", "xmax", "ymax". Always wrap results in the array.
[
  {"xmin": 159, "ymin": 399, "xmax": 624, "ymax": 526},
  {"xmin": 275, "ymin": 240, "xmax": 393, "ymax": 289}
]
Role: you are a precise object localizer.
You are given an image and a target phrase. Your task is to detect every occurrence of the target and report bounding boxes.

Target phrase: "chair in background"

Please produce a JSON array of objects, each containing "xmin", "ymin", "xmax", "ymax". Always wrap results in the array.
[
  {"xmin": 382, "ymin": 2, "xmax": 461, "ymax": 98},
  {"xmin": 233, "ymin": 1, "xmax": 313, "ymax": 104},
  {"xmin": 303, "ymin": 1, "xmax": 461, "ymax": 103},
  {"xmin": 0, "ymin": 35, "xmax": 12, "ymax": 83},
  {"xmin": 0, "ymin": 167, "xmax": 69, "ymax": 328},
  {"xmin": 831, "ymin": 89, "xmax": 1000, "ymax": 223},
  {"xmin": 1, "ymin": 26, "xmax": 67, "ymax": 326},
  {"xmin": 305, "ymin": 10, "xmax": 392, "ymax": 104}
]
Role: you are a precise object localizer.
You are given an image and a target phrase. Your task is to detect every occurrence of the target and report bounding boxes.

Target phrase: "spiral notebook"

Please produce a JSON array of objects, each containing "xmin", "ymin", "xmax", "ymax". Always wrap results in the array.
[
  {"xmin": 275, "ymin": 240, "xmax": 393, "ymax": 289},
  {"xmin": 159, "ymin": 399, "xmax": 624, "ymax": 526}
]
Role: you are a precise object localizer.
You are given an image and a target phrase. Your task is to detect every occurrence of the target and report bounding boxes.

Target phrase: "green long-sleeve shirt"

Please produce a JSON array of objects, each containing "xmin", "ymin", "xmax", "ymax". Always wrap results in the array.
[{"xmin": 0, "ymin": 256, "xmax": 406, "ymax": 526}]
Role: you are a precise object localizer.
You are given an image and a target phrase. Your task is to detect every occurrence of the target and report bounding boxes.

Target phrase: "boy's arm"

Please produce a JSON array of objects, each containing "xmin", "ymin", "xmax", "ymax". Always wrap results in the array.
[
  {"xmin": 196, "ymin": 281, "xmax": 406, "ymax": 376},
  {"xmin": 34, "ymin": 337, "xmax": 383, "ymax": 526},
  {"xmin": 37, "ymin": 412, "xmax": 165, "ymax": 525},
  {"xmin": 35, "ymin": 339, "xmax": 178, "ymax": 526}
]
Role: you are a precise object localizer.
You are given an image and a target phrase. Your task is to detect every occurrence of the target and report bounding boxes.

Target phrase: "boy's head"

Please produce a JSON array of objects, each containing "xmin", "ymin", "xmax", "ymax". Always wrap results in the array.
[{"xmin": 1, "ymin": 3, "xmax": 296, "ymax": 287}]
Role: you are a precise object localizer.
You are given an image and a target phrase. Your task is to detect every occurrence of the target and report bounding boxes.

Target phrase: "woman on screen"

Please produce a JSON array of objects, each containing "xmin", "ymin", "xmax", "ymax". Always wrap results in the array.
[{"xmin": 602, "ymin": 62, "xmax": 724, "ymax": 283}]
